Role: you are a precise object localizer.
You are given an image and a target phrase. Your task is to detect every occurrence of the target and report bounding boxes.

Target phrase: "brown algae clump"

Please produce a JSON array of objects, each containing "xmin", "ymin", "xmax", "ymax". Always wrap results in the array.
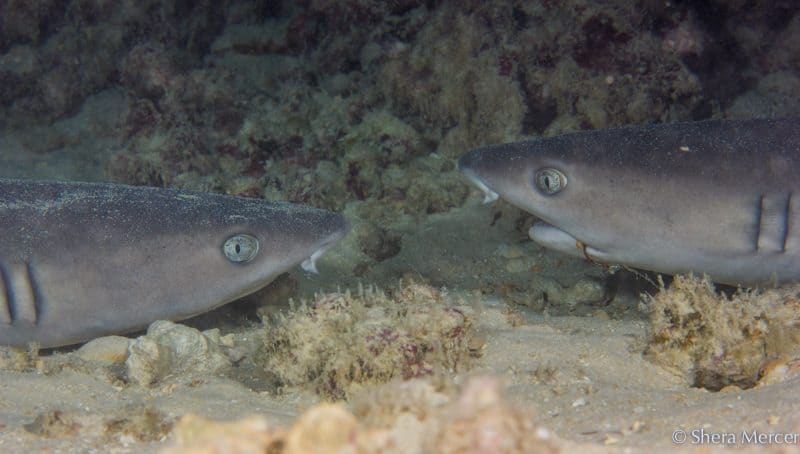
[
  {"xmin": 260, "ymin": 281, "xmax": 479, "ymax": 399},
  {"xmin": 644, "ymin": 274, "xmax": 800, "ymax": 390}
]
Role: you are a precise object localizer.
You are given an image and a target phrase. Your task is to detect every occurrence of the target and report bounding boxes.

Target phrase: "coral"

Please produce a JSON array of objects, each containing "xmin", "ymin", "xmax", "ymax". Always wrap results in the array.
[
  {"xmin": 0, "ymin": 0, "xmax": 64, "ymax": 50},
  {"xmin": 2, "ymin": 0, "xmax": 798, "ymax": 329},
  {"xmin": 162, "ymin": 414, "xmax": 282, "ymax": 454},
  {"xmin": 0, "ymin": 0, "xmax": 229, "ymax": 127},
  {"xmin": 24, "ymin": 411, "xmax": 81, "ymax": 438},
  {"xmin": 104, "ymin": 408, "xmax": 173, "ymax": 443},
  {"xmin": 350, "ymin": 378, "xmax": 452, "ymax": 429},
  {"xmin": 162, "ymin": 377, "xmax": 561, "ymax": 453},
  {"xmin": 126, "ymin": 321, "xmax": 232, "ymax": 387},
  {"xmin": 429, "ymin": 377, "xmax": 558, "ymax": 453},
  {"xmin": 283, "ymin": 404, "xmax": 361, "ymax": 453},
  {"xmin": 380, "ymin": 6, "xmax": 528, "ymax": 157},
  {"xmin": 727, "ymin": 71, "xmax": 800, "ymax": 118},
  {"xmin": 357, "ymin": 223, "xmax": 403, "ymax": 262},
  {"xmin": 259, "ymin": 281, "xmax": 479, "ymax": 400},
  {"xmin": 23, "ymin": 408, "xmax": 172, "ymax": 443},
  {"xmin": 120, "ymin": 43, "xmax": 183, "ymax": 102},
  {"xmin": 502, "ymin": 276, "xmax": 609, "ymax": 315},
  {"xmin": 0, "ymin": 344, "xmax": 41, "ymax": 372},
  {"xmin": 516, "ymin": 1, "xmax": 703, "ymax": 130},
  {"xmin": 644, "ymin": 274, "xmax": 800, "ymax": 390}
]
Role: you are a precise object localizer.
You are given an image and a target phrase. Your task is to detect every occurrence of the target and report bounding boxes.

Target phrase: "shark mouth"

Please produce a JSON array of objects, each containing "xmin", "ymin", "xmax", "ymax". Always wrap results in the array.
[
  {"xmin": 301, "ymin": 246, "xmax": 328, "ymax": 274},
  {"xmin": 528, "ymin": 222, "xmax": 609, "ymax": 264},
  {"xmin": 461, "ymin": 169, "xmax": 499, "ymax": 204},
  {"xmin": 301, "ymin": 223, "xmax": 349, "ymax": 274}
]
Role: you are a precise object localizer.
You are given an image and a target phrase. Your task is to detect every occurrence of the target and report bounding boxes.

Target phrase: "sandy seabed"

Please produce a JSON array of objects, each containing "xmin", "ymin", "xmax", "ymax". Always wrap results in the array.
[
  {"xmin": 0, "ymin": 205, "xmax": 799, "ymax": 453},
  {"xmin": 1, "ymin": 286, "xmax": 798, "ymax": 452}
]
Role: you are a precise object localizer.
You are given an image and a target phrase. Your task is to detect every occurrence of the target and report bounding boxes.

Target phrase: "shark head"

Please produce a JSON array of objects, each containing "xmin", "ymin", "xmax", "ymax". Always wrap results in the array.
[
  {"xmin": 109, "ymin": 190, "xmax": 351, "ymax": 324},
  {"xmin": 0, "ymin": 179, "xmax": 350, "ymax": 347},
  {"xmin": 459, "ymin": 118, "xmax": 800, "ymax": 286},
  {"xmin": 458, "ymin": 136, "xmax": 620, "ymax": 261}
]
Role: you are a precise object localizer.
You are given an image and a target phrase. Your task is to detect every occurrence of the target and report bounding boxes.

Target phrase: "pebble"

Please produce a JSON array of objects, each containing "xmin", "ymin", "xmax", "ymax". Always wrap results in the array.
[
  {"xmin": 505, "ymin": 258, "xmax": 528, "ymax": 273},
  {"xmin": 569, "ymin": 279, "xmax": 606, "ymax": 304},
  {"xmin": 497, "ymin": 244, "xmax": 525, "ymax": 259},
  {"xmin": 76, "ymin": 336, "xmax": 132, "ymax": 364},
  {"xmin": 571, "ymin": 397, "xmax": 587, "ymax": 407}
]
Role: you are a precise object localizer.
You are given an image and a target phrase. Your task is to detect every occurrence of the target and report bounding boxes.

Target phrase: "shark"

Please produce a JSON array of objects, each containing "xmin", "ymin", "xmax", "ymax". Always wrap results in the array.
[
  {"xmin": 459, "ymin": 117, "xmax": 800, "ymax": 287},
  {"xmin": 0, "ymin": 179, "xmax": 348, "ymax": 347}
]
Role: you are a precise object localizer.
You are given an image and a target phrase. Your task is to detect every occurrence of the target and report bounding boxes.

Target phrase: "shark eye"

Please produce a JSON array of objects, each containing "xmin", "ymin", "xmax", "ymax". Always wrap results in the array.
[
  {"xmin": 534, "ymin": 168, "xmax": 567, "ymax": 195},
  {"xmin": 223, "ymin": 234, "xmax": 259, "ymax": 263}
]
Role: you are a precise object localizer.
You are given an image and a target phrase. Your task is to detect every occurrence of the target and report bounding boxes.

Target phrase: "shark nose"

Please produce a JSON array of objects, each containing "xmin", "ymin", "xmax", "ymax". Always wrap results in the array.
[
  {"xmin": 320, "ymin": 212, "xmax": 349, "ymax": 246},
  {"xmin": 458, "ymin": 151, "xmax": 500, "ymax": 204}
]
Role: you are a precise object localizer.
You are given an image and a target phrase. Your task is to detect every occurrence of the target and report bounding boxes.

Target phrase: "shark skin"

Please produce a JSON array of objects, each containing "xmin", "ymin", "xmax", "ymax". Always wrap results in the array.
[
  {"xmin": 0, "ymin": 179, "xmax": 348, "ymax": 347},
  {"xmin": 459, "ymin": 117, "xmax": 800, "ymax": 287}
]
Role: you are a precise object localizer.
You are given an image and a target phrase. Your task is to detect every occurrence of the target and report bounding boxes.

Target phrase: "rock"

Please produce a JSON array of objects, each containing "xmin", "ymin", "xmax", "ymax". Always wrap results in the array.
[
  {"xmin": 284, "ymin": 404, "xmax": 360, "ymax": 454},
  {"xmin": 76, "ymin": 336, "xmax": 132, "ymax": 364},
  {"xmin": 162, "ymin": 414, "xmax": 277, "ymax": 454},
  {"xmin": 125, "ymin": 321, "xmax": 231, "ymax": 387},
  {"xmin": 758, "ymin": 357, "xmax": 800, "ymax": 387},
  {"xmin": 569, "ymin": 279, "xmax": 606, "ymax": 304}
]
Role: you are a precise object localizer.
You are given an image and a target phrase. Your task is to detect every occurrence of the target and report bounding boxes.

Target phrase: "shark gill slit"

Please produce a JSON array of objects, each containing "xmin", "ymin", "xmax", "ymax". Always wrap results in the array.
[
  {"xmin": 756, "ymin": 193, "xmax": 791, "ymax": 254},
  {"xmin": 0, "ymin": 263, "xmax": 40, "ymax": 325},
  {"xmin": 754, "ymin": 195, "xmax": 763, "ymax": 253},
  {"xmin": 26, "ymin": 263, "xmax": 43, "ymax": 323},
  {"xmin": 782, "ymin": 192, "xmax": 792, "ymax": 253},
  {"xmin": 786, "ymin": 191, "xmax": 799, "ymax": 253},
  {"xmin": 0, "ymin": 262, "xmax": 11, "ymax": 324}
]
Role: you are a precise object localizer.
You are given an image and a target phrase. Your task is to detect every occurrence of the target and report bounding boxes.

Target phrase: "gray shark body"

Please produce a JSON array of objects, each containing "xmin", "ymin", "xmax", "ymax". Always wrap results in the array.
[
  {"xmin": 0, "ymin": 179, "xmax": 347, "ymax": 347},
  {"xmin": 459, "ymin": 117, "xmax": 800, "ymax": 286}
]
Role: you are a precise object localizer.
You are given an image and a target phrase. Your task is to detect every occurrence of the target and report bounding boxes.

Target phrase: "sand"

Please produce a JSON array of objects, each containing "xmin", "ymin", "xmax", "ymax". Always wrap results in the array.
[{"xmin": 0, "ymin": 205, "xmax": 798, "ymax": 452}]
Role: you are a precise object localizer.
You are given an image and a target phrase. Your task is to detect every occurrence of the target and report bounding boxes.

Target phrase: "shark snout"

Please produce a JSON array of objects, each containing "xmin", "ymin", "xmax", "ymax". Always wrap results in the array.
[
  {"xmin": 300, "ymin": 211, "xmax": 349, "ymax": 273},
  {"xmin": 458, "ymin": 151, "xmax": 499, "ymax": 204},
  {"xmin": 318, "ymin": 211, "xmax": 350, "ymax": 247}
]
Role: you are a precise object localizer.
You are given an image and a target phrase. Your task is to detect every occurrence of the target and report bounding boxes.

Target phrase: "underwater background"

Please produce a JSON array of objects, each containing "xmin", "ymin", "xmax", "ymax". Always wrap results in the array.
[
  {"xmin": 1, "ymin": 1, "xmax": 800, "ymax": 451},
  {"xmin": 4, "ymin": 0, "xmax": 799, "ymax": 307}
]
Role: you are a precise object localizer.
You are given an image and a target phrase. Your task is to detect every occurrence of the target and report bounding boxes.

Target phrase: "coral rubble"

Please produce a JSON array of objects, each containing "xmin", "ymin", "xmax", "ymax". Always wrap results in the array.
[
  {"xmin": 162, "ymin": 376, "xmax": 561, "ymax": 453},
  {"xmin": 260, "ymin": 281, "xmax": 480, "ymax": 399},
  {"xmin": 645, "ymin": 274, "xmax": 800, "ymax": 390},
  {"xmin": 126, "ymin": 321, "xmax": 233, "ymax": 387}
]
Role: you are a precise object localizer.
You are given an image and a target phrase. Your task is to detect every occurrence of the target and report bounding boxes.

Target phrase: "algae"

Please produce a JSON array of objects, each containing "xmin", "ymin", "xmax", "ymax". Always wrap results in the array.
[
  {"xmin": 645, "ymin": 274, "xmax": 800, "ymax": 390},
  {"xmin": 259, "ymin": 281, "xmax": 480, "ymax": 400}
]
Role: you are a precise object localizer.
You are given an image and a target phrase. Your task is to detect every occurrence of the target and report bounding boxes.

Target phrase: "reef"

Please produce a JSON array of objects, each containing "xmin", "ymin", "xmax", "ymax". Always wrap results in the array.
[
  {"xmin": 24, "ymin": 408, "xmax": 172, "ymax": 444},
  {"xmin": 259, "ymin": 281, "xmax": 481, "ymax": 400},
  {"xmin": 2, "ymin": 0, "xmax": 799, "ymax": 303},
  {"xmin": 645, "ymin": 274, "xmax": 800, "ymax": 391},
  {"xmin": 163, "ymin": 376, "xmax": 561, "ymax": 453},
  {"xmin": 125, "ymin": 321, "xmax": 234, "ymax": 387},
  {"xmin": 2, "ymin": 1, "xmax": 800, "ymax": 450}
]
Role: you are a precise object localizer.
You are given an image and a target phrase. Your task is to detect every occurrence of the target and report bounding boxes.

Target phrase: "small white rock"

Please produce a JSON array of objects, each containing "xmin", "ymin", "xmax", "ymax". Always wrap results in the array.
[{"xmin": 76, "ymin": 336, "xmax": 132, "ymax": 364}]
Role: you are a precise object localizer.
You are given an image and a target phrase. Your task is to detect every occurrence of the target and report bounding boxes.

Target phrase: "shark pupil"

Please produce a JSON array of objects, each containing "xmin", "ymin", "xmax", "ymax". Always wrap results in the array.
[
  {"xmin": 535, "ymin": 168, "xmax": 567, "ymax": 195},
  {"xmin": 223, "ymin": 234, "xmax": 260, "ymax": 263}
]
